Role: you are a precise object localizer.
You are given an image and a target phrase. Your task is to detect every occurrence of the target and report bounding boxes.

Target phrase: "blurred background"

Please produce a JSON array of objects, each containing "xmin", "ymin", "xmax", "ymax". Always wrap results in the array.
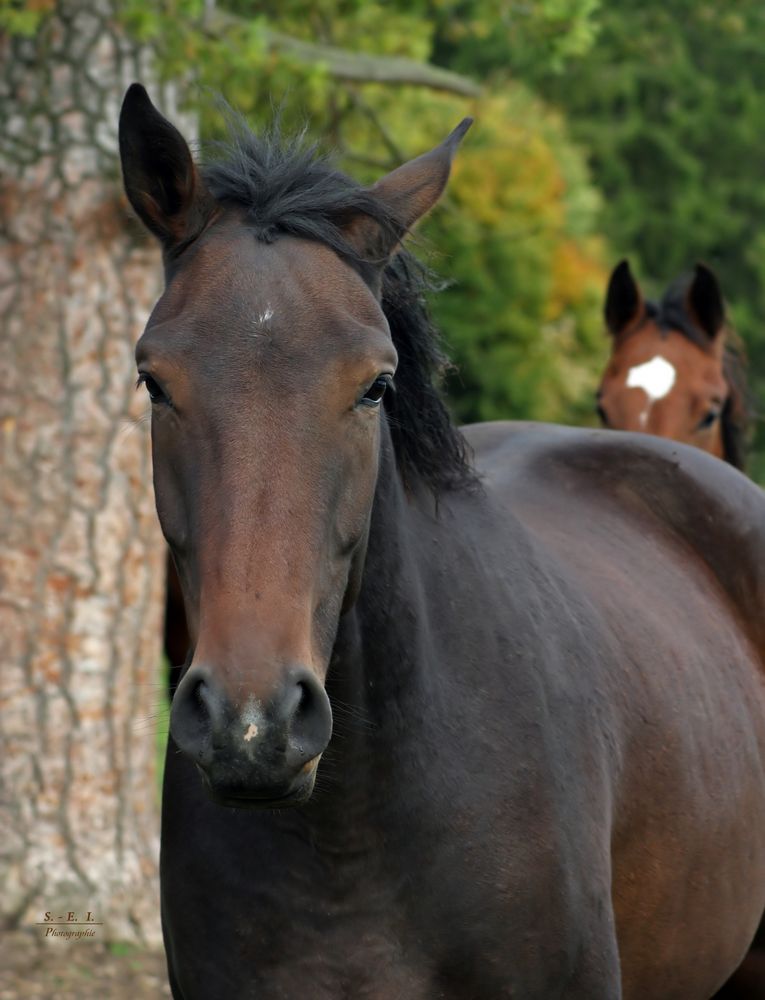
[{"xmin": 2, "ymin": 1, "xmax": 764, "ymax": 996}]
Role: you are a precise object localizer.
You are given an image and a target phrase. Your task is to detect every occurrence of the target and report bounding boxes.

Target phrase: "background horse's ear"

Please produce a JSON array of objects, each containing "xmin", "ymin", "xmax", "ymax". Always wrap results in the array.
[
  {"xmin": 119, "ymin": 83, "xmax": 215, "ymax": 251},
  {"xmin": 605, "ymin": 259, "xmax": 644, "ymax": 336},
  {"xmin": 345, "ymin": 118, "xmax": 473, "ymax": 266},
  {"xmin": 687, "ymin": 263, "xmax": 725, "ymax": 340}
]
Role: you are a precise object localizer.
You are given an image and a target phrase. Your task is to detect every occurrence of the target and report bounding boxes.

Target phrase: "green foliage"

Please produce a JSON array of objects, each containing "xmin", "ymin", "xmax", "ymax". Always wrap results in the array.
[
  {"xmin": 429, "ymin": 0, "xmax": 602, "ymax": 76},
  {"xmin": 0, "ymin": 0, "xmax": 55, "ymax": 35},
  {"xmin": 108, "ymin": 941, "xmax": 139, "ymax": 957},
  {"xmin": 423, "ymin": 88, "xmax": 607, "ymax": 425},
  {"xmin": 521, "ymin": 2, "xmax": 765, "ymax": 477},
  {"xmin": 155, "ymin": 657, "xmax": 171, "ymax": 802}
]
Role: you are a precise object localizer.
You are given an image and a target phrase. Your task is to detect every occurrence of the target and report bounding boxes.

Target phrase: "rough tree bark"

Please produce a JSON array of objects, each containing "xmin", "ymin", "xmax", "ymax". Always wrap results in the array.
[{"xmin": 0, "ymin": 1, "xmax": 174, "ymax": 944}]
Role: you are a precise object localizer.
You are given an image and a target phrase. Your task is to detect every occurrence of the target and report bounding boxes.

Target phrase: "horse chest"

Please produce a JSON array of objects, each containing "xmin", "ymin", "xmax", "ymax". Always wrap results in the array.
[
  {"xmin": 245, "ymin": 917, "xmax": 435, "ymax": 1000},
  {"xmin": 167, "ymin": 857, "xmax": 438, "ymax": 999},
  {"xmin": 164, "ymin": 802, "xmax": 583, "ymax": 1000}
]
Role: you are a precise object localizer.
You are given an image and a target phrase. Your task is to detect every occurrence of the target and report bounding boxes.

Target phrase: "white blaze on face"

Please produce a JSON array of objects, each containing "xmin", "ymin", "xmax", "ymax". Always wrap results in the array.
[{"xmin": 626, "ymin": 355, "xmax": 676, "ymax": 427}]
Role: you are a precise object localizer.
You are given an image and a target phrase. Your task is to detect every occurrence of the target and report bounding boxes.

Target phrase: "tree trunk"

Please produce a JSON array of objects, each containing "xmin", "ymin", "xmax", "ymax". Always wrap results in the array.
[{"xmin": 0, "ymin": 0, "xmax": 170, "ymax": 944}]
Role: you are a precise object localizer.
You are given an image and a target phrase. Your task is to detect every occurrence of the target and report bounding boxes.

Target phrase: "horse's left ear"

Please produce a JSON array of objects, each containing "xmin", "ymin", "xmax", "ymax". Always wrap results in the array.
[
  {"xmin": 687, "ymin": 263, "xmax": 726, "ymax": 340},
  {"xmin": 119, "ymin": 83, "xmax": 215, "ymax": 252},
  {"xmin": 345, "ymin": 118, "xmax": 473, "ymax": 266},
  {"xmin": 604, "ymin": 259, "xmax": 644, "ymax": 336}
]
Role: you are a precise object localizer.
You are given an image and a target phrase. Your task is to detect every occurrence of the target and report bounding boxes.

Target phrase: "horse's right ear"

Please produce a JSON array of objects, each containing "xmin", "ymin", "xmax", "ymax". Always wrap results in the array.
[
  {"xmin": 687, "ymin": 263, "xmax": 726, "ymax": 341},
  {"xmin": 119, "ymin": 84, "xmax": 215, "ymax": 251},
  {"xmin": 605, "ymin": 259, "xmax": 644, "ymax": 336}
]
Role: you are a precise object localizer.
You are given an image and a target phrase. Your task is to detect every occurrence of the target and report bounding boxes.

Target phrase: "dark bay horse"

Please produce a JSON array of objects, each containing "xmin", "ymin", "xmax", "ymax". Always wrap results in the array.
[
  {"xmin": 119, "ymin": 84, "xmax": 765, "ymax": 999},
  {"xmin": 597, "ymin": 260, "xmax": 749, "ymax": 468}
]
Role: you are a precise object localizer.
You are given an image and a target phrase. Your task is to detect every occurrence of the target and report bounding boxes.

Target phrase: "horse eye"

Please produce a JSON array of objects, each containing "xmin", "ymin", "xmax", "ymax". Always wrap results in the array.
[
  {"xmin": 360, "ymin": 376, "xmax": 392, "ymax": 407},
  {"xmin": 596, "ymin": 404, "xmax": 610, "ymax": 428},
  {"xmin": 697, "ymin": 409, "xmax": 720, "ymax": 430},
  {"xmin": 137, "ymin": 373, "xmax": 169, "ymax": 405}
]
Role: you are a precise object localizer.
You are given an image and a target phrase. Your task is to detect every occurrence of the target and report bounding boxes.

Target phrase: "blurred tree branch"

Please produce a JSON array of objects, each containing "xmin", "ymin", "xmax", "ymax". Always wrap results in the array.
[{"xmin": 203, "ymin": 10, "xmax": 481, "ymax": 97}]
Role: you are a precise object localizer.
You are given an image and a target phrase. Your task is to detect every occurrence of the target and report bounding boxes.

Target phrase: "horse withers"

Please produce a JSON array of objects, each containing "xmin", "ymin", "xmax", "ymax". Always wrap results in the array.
[
  {"xmin": 120, "ymin": 85, "xmax": 765, "ymax": 999},
  {"xmin": 597, "ymin": 259, "xmax": 749, "ymax": 467}
]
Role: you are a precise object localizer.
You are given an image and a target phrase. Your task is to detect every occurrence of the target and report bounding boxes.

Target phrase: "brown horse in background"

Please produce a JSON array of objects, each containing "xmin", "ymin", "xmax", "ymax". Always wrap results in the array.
[
  {"xmin": 597, "ymin": 260, "xmax": 749, "ymax": 468},
  {"xmin": 121, "ymin": 85, "xmax": 765, "ymax": 999}
]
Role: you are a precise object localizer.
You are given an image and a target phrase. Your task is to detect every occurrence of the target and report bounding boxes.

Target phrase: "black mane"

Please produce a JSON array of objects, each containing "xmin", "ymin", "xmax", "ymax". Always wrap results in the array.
[
  {"xmin": 647, "ymin": 275, "xmax": 708, "ymax": 349},
  {"xmin": 644, "ymin": 276, "xmax": 751, "ymax": 470},
  {"xmin": 201, "ymin": 114, "xmax": 477, "ymax": 494}
]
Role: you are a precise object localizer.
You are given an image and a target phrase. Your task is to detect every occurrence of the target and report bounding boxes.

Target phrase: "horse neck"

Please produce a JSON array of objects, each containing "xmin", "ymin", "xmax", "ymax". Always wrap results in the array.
[
  {"xmin": 334, "ymin": 421, "xmax": 434, "ymax": 696},
  {"xmin": 308, "ymin": 425, "xmax": 436, "ymax": 831}
]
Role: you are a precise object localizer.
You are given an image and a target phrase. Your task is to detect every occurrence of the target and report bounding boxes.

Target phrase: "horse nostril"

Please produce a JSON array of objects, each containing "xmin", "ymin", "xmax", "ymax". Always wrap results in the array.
[
  {"xmin": 180, "ymin": 673, "xmax": 210, "ymax": 729},
  {"xmin": 195, "ymin": 677, "xmax": 208, "ymax": 713},
  {"xmin": 285, "ymin": 670, "xmax": 332, "ymax": 764},
  {"xmin": 293, "ymin": 682, "xmax": 315, "ymax": 756},
  {"xmin": 295, "ymin": 678, "xmax": 312, "ymax": 717},
  {"xmin": 170, "ymin": 666, "xmax": 222, "ymax": 762}
]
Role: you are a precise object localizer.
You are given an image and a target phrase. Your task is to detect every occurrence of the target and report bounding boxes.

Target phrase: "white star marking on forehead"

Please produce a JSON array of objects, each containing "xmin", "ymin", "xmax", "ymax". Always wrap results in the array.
[{"xmin": 626, "ymin": 355, "xmax": 676, "ymax": 403}]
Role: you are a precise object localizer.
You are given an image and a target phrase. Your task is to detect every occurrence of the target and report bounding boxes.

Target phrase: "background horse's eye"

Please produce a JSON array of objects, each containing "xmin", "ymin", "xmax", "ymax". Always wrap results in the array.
[
  {"xmin": 137, "ymin": 373, "xmax": 169, "ymax": 406},
  {"xmin": 596, "ymin": 404, "xmax": 610, "ymax": 427},
  {"xmin": 360, "ymin": 376, "xmax": 392, "ymax": 407},
  {"xmin": 697, "ymin": 409, "xmax": 720, "ymax": 430}
]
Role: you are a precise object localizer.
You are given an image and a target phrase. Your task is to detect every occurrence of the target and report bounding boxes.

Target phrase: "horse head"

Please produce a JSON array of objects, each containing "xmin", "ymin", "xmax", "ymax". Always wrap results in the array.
[
  {"xmin": 119, "ymin": 84, "xmax": 470, "ymax": 807},
  {"xmin": 597, "ymin": 260, "xmax": 748, "ymax": 466}
]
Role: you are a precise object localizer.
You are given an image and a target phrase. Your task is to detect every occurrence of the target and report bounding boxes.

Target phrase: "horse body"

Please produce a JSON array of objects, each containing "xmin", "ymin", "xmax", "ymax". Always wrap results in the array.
[
  {"xmin": 118, "ymin": 87, "xmax": 765, "ymax": 999},
  {"xmin": 162, "ymin": 420, "xmax": 765, "ymax": 1000},
  {"xmin": 485, "ymin": 424, "xmax": 765, "ymax": 997}
]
